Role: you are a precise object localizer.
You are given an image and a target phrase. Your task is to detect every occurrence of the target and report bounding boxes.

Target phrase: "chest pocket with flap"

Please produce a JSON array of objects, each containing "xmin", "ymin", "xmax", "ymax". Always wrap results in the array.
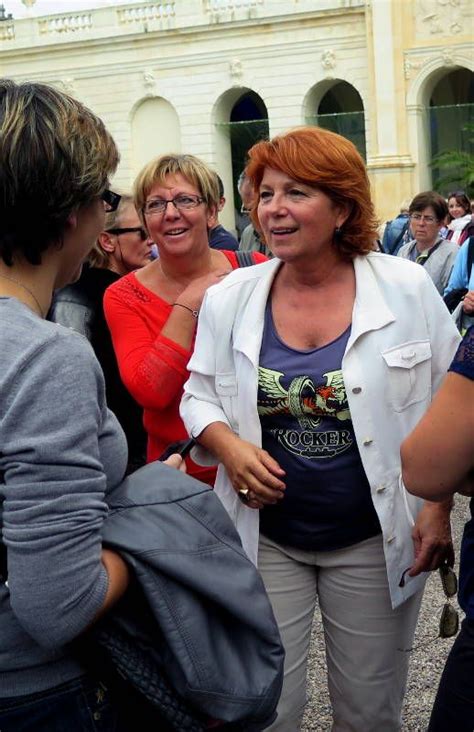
[{"xmin": 381, "ymin": 340, "xmax": 432, "ymax": 411}]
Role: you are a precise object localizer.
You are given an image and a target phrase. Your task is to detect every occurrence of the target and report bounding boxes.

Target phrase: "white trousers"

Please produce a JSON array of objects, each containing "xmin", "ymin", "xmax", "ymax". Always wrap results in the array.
[{"xmin": 258, "ymin": 533, "xmax": 423, "ymax": 732}]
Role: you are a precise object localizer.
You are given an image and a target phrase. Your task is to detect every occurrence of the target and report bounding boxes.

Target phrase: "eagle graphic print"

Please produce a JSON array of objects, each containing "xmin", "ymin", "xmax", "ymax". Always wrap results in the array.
[{"xmin": 258, "ymin": 366, "xmax": 353, "ymax": 460}]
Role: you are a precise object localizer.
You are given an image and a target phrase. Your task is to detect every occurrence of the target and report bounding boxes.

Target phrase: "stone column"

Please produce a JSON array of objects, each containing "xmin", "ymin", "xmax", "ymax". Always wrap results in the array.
[{"xmin": 365, "ymin": 0, "xmax": 413, "ymax": 223}]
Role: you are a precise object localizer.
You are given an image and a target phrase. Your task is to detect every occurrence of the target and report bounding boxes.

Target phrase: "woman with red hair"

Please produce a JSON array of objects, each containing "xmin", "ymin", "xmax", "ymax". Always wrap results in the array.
[{"xmin": 181, "ymin": 126, "xmax": 460, "ymax": 731}]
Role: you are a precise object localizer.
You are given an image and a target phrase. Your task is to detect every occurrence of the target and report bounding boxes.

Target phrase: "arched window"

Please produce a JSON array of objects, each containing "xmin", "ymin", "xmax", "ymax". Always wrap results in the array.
[
  {"xmin": 306, "ymin": 81, "xmax": 366, "ymax": 160},
  {"xmin": 429, "ymin": 68, "xmax": 474, "ymax": 194},
  {"xmin": 131, "ymin": 97, "xmax": 181, "ymax": 177},
  {"xmin": 228, "ymin": 91, "xmax": 269, "ymax": 192},
  {"xmin": 213, "ymin": 89, "xmax": 268, "ymax": 231}
]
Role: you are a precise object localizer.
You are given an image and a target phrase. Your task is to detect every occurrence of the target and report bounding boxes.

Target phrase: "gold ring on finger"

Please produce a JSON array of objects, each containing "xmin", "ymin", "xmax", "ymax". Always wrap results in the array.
[{"xmin": 238, "ymin": 487, "xmax": 250, "ymax": 503}]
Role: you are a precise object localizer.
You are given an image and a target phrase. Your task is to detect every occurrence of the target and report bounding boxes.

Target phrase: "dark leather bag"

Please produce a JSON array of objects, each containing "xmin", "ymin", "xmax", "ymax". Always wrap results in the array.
[{"xmin": 86, "ymin": 462, "xmax": 284, "ymax": 731}]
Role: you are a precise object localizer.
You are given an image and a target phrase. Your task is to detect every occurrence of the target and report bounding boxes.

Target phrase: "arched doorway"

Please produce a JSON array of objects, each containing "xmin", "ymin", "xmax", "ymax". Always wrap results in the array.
[
  {"xmin": 305, "ymin": 80, "xmax": 366, "ymax": 160},
  {"xmin": 429, "ymin": 68, "xmax": 474, "ymax": 195},
  {"xmin": 131, "ymin": 97, "xmax": 181, "ymax": 178},
  {"xmin": 213, "ymin": 88, "xmax": 269, "ymax": 232},
  {"xmin": 228, "ymin": 91, "xmax": 269, "ymax": 184}
]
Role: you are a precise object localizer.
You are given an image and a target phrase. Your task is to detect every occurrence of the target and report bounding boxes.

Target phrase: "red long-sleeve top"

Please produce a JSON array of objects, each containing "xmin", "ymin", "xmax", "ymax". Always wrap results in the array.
[{"xmin": 103, "ymin": 250, "xmax": 267, "ymax": 484}]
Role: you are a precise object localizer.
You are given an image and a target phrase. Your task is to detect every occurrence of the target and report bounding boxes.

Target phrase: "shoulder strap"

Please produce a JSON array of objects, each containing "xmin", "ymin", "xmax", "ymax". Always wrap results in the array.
[{"xmin": 235, "ymin": 250, "xmax": 255, "ymax": 268}]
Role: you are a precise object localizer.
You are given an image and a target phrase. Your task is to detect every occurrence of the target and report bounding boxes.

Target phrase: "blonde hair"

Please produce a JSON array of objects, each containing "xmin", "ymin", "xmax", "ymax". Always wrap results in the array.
[
  {"xmin": 89, "ymin": 194, "xmax": 134, "ymax": 269},
  {"xmin": 0, "ymin": 80, "xmax": 119, "ymax": 266},
  {"xmin": 133, "ymin": 154, "xmax": 219, "ymax": 220}
]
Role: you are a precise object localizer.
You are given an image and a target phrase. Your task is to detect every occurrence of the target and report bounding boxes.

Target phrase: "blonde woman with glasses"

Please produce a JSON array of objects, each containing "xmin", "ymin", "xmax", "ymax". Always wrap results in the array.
[{"xmin": 104, "ymin": 154, "xmax": 266, "ymax": 483}]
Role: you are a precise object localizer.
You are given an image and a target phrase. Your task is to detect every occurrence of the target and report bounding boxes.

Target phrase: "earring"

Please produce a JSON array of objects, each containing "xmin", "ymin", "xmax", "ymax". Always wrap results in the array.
[{"xmin": 334, "ymin": 226, "xmax": 342, "ymax": 241}]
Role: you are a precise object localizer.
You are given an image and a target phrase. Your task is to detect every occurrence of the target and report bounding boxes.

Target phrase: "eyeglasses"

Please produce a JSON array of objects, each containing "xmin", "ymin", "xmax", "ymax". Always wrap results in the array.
[
  {"xmin": 438, "ymin": 564, "xmax": 459, "ymax": 639},
  {"xmin": 101, "ymin": 189, "xmax": 121, "ymax": 213},
  {"xmin": 143, "ymin": 194, "xmax": 204, "ymax": 216},
  {"xmin": 106, "ymin": 227, "xmax": 148, "ymax": 240},
  {"xmin": 397, "ymin": 564, "xmax": 459, "ymax": 652},
  {"xmin": 448, "ymin": 190, "xmax": 466, "ymax": 198},
  {"xmin": 409, "ymin": 213, "xmax": 438, "ymax": 224}
]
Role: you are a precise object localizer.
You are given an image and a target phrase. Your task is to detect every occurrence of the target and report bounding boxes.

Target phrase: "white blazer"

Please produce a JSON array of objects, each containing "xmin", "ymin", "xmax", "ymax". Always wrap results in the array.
[{"xmin": 181, "ymin": 253, "xmax": 460, "ymax": 608}]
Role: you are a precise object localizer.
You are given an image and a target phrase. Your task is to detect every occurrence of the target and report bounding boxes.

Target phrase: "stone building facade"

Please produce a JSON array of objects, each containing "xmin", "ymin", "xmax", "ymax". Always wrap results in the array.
[{"xmin": 1, "ymin": 0, "xmax": 472, "ymax": 230}]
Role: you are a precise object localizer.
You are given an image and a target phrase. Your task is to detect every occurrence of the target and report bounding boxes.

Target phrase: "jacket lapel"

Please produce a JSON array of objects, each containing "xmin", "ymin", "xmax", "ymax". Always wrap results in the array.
[
  {"xmin": 346, "ymin": 255, "xmax": 396, "ymax": 353},
  {"xmin": 232, "ymin": 258, "xmax": 281, "ymax": 365}
]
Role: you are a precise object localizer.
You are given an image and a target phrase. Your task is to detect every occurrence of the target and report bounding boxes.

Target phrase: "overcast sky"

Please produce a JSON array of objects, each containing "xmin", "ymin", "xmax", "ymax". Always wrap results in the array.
[{"xmin": 3, "ymin": 0, "xmax": 142, "ymax": 18}]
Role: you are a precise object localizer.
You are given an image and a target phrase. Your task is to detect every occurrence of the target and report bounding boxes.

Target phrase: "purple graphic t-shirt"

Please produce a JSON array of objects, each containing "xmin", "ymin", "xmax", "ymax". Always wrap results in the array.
[{"xmin": 257, "ymin": 301, "xmax": 380, "ymax": 551}]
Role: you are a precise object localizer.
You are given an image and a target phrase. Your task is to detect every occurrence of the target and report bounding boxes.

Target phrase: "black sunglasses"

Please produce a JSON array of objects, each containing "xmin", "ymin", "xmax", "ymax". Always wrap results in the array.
[
  {"xmin": 106, "ymin": 226, "xmax": 148, "ymax": 240},
  {"xmin": 101, "ymin": 189, "xmax": 121, "ymax": 213}
]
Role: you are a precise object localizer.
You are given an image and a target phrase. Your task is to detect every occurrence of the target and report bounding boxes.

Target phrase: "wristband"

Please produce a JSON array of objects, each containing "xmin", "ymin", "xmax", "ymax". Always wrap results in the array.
[{"xmin": 172, "ymin": 302, "xmax": 199, "ymax": 318}]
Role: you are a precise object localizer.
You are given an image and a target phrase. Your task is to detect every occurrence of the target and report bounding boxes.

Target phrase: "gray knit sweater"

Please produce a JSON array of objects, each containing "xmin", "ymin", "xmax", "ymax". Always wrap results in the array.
[{"xmin": 0, "ymin": 298, "xmax": 127, "ymax": 697}]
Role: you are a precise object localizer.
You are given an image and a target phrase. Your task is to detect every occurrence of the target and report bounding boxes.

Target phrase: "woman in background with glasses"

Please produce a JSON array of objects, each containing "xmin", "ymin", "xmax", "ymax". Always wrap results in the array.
[
  {"xmin": 446, "ymin": 190, "xmax": 473, "ymax": 246},
  {"xmin": 104, "ymin": 154, "xmax": 266, "ymax": 483},
  {"xmin": 396, "ymin": 191, "xmax": 459, "ymax": 295},
  {"xmin": 49, "ymin": 194, "xmax": 152, "ymax": 473},
  {"xmin": 402, "ymin": 325, "xmax": 474, "ymax": 732}
]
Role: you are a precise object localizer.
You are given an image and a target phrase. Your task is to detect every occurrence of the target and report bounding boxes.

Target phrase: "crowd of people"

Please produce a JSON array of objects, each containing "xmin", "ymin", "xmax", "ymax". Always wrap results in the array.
[{"xmin": 0, "ymin": 79, "xmax": 473, "ymax": 732}]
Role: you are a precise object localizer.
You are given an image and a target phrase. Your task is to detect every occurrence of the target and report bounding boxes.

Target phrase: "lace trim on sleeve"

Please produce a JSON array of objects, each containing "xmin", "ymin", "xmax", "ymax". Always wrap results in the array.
[{"xmin": 449, "ymin": 326, "xmax": 474, "ymax": 381}]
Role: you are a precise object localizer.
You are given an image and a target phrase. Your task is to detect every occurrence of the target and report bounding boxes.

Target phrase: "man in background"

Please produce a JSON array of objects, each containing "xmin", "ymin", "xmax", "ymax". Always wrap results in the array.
[{"xmin": 208, "ymin": 174, "xmax": 239, "ymax": 251}]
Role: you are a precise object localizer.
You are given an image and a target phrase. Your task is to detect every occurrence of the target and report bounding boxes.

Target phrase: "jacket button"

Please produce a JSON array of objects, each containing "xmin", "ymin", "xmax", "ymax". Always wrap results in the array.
[
  {"xmin": 352, "ymin": 387, "xmax": 362, "ymax": 394},
  {"xmin": 363, "ymin": 438, "xmax": 373, "ymax": 446},
  {"xmin": 376, "ymin": 484, "xmax": 386, "ymax": 493},
  {"xmin": 387, "ymin": 535, "xmax": 395, "ymax": 543}
]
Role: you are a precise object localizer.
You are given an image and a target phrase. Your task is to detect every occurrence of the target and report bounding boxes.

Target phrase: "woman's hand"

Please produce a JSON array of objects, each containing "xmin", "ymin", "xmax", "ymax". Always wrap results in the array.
[
  {"xmin": 177, "ymin": 269, "xmax": 230, "ymax": 312},
  {"xmin": 463, "ymin": 290, "xmax": 474, "ymax": 314},
  {"xmin": 163, "ymin": 453, "xmax": 187, "ymax": 472},
  {"xmin": 221, "ymin": 435, "xmax": 286, "ymax": 510},
  {"xmin": 408, "ymin": 500, "xmax": 454, "ymax": 577}
]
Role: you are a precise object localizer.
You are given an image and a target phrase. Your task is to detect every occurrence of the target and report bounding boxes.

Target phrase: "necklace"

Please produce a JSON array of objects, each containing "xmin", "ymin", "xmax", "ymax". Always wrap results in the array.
[{"xmin": 0, "ymin": 272, "xmax": 45, "ymax": 319}]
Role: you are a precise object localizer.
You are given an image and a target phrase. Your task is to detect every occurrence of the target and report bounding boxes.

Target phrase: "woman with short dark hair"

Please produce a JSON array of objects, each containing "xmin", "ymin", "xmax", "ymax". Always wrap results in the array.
[
  {"xmin": 181, "ymin": 126, "xmax": 460, "ymax": 731},
  {"xmin": 397, "ymin": 191, "xmax": 459, "ymax": 294}
]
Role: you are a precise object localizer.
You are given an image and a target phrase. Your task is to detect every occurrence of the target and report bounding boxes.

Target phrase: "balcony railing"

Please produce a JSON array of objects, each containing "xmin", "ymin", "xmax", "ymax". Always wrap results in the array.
[
  {"xmin": 204, "ymin": 0, "xmax": 263, "ymax": 10},
  {"xmin": 117, "ymin": 3, "xmax": 175, "ymax": 25},
  {"xmin": 38, "ymin": 13, "xmax": 92, "ymax": 35},
  {"xmin": 0, "ymin": 21, "xmax": 15, "ymax": 40},
  {"xmin": 0, "ymin": 0, "xmax": 365, "ymax": 48}
]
